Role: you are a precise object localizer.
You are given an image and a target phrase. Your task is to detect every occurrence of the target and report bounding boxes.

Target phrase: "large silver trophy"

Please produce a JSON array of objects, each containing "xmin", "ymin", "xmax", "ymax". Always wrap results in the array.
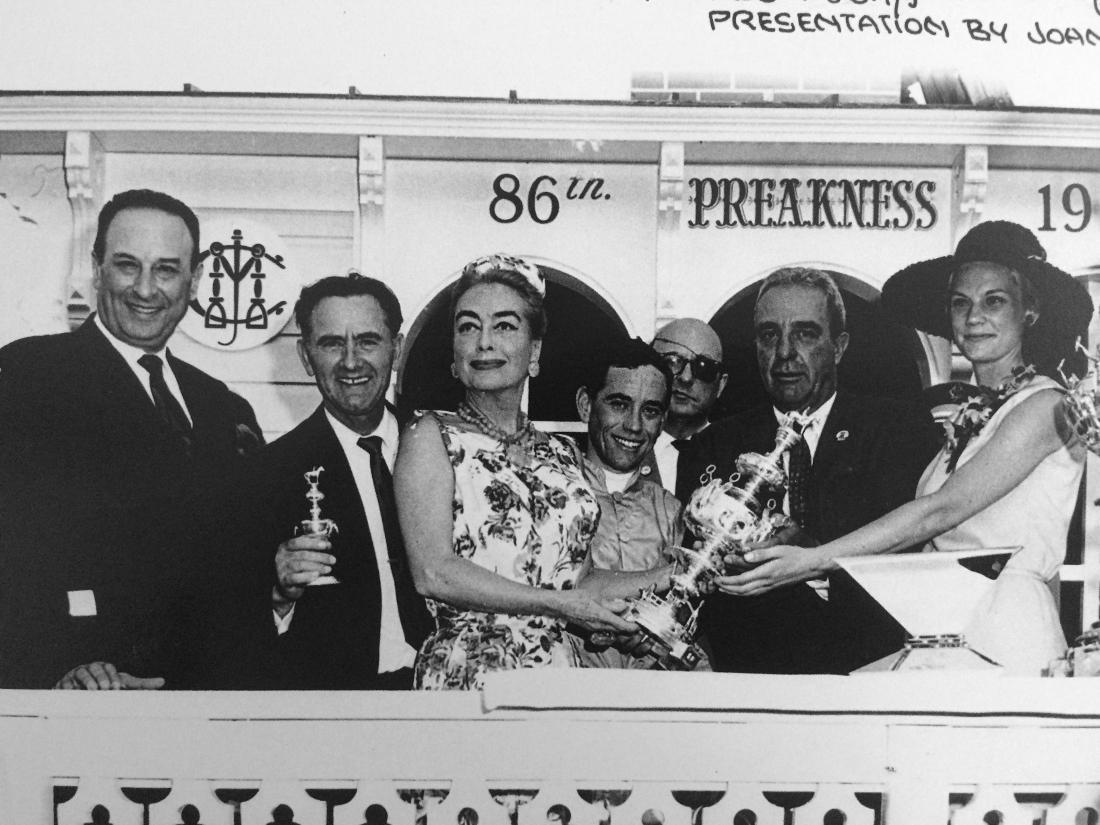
[
  {"xmin": 625, "ymin": 416, "xmax": 808, "ymax": 670},
  {"xmin": 299, "ymin": 466, "xmax": 339, "ymax": 586}
]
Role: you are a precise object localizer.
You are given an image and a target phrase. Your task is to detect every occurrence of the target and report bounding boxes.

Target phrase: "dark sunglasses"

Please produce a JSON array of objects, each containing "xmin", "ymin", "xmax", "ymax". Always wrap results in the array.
[{"xmin": 660, "ymin": 352, "xmax": 723, "ymax": 383}]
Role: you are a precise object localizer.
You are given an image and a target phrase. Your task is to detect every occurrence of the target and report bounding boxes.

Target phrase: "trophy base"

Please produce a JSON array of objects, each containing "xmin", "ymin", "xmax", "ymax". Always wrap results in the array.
[
  {"xmin": 853, "ymin": 634, "xmax": 1001, "ymax": 673},
  {"xmin": 307, "ymin": 575, "xmax": 340, "ymax": 587},
  {"xmin": 628, "ymin": 593, "xmax": 704, "ymax": 671}
]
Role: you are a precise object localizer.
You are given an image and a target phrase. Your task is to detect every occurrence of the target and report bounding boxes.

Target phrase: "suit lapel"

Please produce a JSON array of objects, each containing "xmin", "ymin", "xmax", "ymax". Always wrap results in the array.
[
  {"xmin": 77, "ymin": 319, "xmax": 181, "ymax": 454},
  {"xmin": 78, "ymin": 319, "xmax": 159, "ymax": 424},
  {"xmin": 749, "ymin": 407, "xmax": 780, "ymax": 455},
  {"xmin": 302, "ymin": 408, "xmax": 380, "ymax": 584},
  {"xmin": 810, "ymin": 391, "xmax": 852, "ymax": 481}
]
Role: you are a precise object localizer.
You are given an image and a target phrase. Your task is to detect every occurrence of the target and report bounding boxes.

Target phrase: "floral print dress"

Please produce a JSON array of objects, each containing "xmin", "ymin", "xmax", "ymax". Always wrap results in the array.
[{"xmin": 412, "ymin": 410, "xmax": 600, "ymax": 690}]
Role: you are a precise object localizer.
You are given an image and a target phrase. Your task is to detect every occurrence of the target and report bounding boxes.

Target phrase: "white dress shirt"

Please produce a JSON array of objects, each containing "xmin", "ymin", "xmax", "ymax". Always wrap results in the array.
[
  {"xmin": 275, "ymin": 408, "xmax": 416, "ymax": 674},
  {"xmin": 774, "ymin": 391, "xmax": 837, "ymax": 480},
  {"xmin": 94, "ymin": 314, "xmax": 192, "ymax": 426},
  {"xmin": 774, "ymin": 392, "xmax": 837, "ymax": 599},
  {"xmin": 653, "ymin": 431, "xmax": 679, "ymax": 495},
  {"xmin": 654, "ymin": 423, "xmax": 710, "ymax": 495}
]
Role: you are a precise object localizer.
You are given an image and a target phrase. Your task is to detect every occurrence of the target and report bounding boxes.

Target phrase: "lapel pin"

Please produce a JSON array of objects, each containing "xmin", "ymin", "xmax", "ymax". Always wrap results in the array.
[{"xmin": 836, "ymin": 430, "xmax": 849, "ymax": 441}]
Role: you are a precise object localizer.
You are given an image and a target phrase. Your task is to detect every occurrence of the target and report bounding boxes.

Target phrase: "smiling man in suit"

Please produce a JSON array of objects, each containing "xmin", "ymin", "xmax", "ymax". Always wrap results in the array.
[
  {"xmin": 0, "ymin": 189, "xmax": 263, "ymax": 689},
  {"xmin": 215, "ymin": 273, "xmax": 432, "ymax": 690},
  {"xmin": 679, "ymin": 267, "xmax": 941, "ymax": 674}
]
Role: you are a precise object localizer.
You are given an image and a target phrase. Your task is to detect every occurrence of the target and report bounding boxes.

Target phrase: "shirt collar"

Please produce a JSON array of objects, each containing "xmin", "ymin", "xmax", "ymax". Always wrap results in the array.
[
  {"xmin": 581, "ymin": 454, "xmax": 640, "ymax": 493},
  {"xmin": 324, "ymin": 406, "xmax": 399, "ymax": 456},
  {"xmin": 94, "ymin": 312, "xmax": 167, "ymax": 366},
  {"xmin": 774, "ymin": 392, "xmax": 837, "ymax": 433},
  {"xmin": 657, "ymin": 419, "xmax": 709, "ymax": 447}
]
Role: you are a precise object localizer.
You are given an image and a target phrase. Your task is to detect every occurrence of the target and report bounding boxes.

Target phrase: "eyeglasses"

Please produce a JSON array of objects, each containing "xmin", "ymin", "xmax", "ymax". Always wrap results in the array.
[{"xmin": 659, "ymin": 351, "xmax": 723, "ymax": 383}]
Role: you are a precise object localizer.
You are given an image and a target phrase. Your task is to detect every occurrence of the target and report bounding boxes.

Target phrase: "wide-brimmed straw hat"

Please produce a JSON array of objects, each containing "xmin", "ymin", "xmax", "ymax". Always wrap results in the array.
[{"xmin": 881, "ymin": 220, "xmax": 1094, "ymax": 377}]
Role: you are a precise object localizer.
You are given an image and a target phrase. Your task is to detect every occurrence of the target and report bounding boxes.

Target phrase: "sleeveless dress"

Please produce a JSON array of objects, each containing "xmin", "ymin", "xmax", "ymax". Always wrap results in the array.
[
  {"xmin": 917, "ymin": 376, "xmax": 1083, "ymax": 675},
  {"xmin": 412, "ymin": 410, "xmax": 600, "ymax": 690}
]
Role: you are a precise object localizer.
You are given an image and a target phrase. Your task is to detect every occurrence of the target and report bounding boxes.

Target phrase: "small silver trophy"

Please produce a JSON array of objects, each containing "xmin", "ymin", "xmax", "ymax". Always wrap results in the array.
[
  {"xmin": 1049, "ymin": 622, "xmax": 1100, "ymax": 677},
  {"xmin": 625, "ymin": 417, "xmax": 808, "ymax": 670},
  {"xmin": 299, "ymin": 466, "xmax": 339, "ymax": 586}
]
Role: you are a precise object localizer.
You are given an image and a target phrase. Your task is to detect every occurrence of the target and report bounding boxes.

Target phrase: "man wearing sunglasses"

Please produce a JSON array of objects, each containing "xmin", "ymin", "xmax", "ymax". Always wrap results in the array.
[
  {"xmin": 678, "ymin": 267, "xmax": 940, "ymax": 675},
  {"xmin": 649, "ymin": 319, "xmax": 728, "ymax": 496}
]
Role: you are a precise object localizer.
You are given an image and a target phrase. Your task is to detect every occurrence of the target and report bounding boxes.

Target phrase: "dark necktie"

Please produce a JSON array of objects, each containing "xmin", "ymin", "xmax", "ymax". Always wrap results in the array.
[
  {"xmin": 357, "ymin": 435, "xmax": 424, "ymax": 646},
  {"xmin": 787, "ymin": 432, "xmax": 812, "ymax": 529},
  {"xmin": 138, "ymin": 353, "xmax": 193, "ymax": 456},
  {"xmin": 671, "ymin": 438, "xmax": 691, "ymax": 452}
]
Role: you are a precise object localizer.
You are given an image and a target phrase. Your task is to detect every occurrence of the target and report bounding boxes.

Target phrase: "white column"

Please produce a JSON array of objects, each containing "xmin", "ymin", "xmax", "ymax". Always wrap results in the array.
[
  {"xmin": 63, "ymin": 130, "xmax": 104, "ymax": 329},
  {"xmin": 654, "ymin": 141, "xmax": 685, "ymax": 336},
  {"xmin": 357, "ymin": 135, "xmax": 385, "ymax": 281}
]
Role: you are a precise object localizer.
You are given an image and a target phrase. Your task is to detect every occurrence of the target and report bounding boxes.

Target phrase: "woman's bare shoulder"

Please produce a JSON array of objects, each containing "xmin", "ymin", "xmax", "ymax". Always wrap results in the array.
[
  {"xmin": 997, "ymin": 384, "xmax": 1075, "ymax": 448},
  {"xmin": 399, "ymin": 410, "xmax": 449, "ymax": 455}
]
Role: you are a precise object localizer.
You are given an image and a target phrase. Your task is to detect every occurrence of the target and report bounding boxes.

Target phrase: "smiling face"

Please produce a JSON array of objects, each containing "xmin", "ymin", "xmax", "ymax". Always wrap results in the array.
[
  {"xmin": 297, "ymin": 294, "xmax": 402, "ymax": 435},
  {"xmin": 453, "ymin": 282, "xmax": 541, "ymax": 395},
  {"xmin": 755, "ymin": 283, "xmax": 848, "ymax": 414},
  {"xmin": 949, "ymin": 262, "xmax": 1030, "ymax": 376},
  {"xmin": 92, "ymin": 208, "xmax": 200, "ymax": 352},
  {"xmin": 578, "ymin": 364, "xmax": 669, "ymax": 475}
]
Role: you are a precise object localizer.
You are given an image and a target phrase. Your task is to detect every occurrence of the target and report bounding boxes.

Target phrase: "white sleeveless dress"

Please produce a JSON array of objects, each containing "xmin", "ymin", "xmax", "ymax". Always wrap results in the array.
[{"xmin": 916, "ymin": 376, "xmax": 1083, "ymax": 675}]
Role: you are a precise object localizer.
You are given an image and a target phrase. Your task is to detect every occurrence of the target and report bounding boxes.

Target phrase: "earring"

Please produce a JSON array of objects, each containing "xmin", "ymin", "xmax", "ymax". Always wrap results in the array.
[
  {"xmin": 528, "ymin": 362, "xmax": 540, "ymax": 378},
  {"xmin": 450, "ymin": 363, "xmax": 458, "ymax": 379}
]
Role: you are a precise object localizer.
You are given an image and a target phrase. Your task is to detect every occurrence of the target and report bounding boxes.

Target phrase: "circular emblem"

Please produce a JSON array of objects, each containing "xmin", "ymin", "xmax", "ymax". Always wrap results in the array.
[{"xmin": 180, "ymin": 218, "xmax": 301, "ymax": 350}]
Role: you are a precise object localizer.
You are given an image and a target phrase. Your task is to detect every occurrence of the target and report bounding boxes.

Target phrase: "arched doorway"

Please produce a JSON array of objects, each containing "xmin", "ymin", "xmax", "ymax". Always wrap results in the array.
[
  {"xmin": 707, "ymin": 271, "xmax": 929, "ymax": 420},
  {"xmin": 397, "ymin": 265, "xmax": 631, "ymax": 426}
]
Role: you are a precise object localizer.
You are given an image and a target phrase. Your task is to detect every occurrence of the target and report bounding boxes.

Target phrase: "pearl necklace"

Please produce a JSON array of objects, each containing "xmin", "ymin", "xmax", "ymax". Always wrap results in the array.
[{"xmin": 458, "ymin": 400, "xmax": 536, "ymax": 467}]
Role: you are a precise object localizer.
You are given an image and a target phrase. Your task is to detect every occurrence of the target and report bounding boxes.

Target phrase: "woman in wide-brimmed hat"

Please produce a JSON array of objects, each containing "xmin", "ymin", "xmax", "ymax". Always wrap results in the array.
[{"xmin": 716, "ymin": 221, "xmax": 1092, "ymax": 674}]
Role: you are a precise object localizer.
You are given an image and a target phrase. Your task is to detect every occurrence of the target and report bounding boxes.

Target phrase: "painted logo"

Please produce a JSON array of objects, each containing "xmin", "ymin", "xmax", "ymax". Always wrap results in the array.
[{"xmin": 181, "ymin": 219, "xmax": 300, "ymax": 350}]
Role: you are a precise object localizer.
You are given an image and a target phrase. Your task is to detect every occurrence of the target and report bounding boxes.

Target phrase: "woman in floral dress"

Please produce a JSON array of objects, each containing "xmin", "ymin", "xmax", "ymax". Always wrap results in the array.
[
  {"xmin": 394, "ymin": 254, "xmax": 673, "ymax": 690},
  {"xmin": 713, "ymin": 222, "xmax": 1093, "ymax": 674}
]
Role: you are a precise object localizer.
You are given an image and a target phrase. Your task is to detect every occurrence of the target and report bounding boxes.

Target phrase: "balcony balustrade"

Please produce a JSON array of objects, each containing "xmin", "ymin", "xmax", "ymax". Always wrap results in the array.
[{"xmin": 3, "ymin": 670, "xmax": 1100, "ymax": 825}]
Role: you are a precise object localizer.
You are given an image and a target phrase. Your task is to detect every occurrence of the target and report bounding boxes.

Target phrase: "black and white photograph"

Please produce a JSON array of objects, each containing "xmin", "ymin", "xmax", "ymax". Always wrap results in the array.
[{"xmin": 2, "ymin": 1, "xmax": 1100, "ymax": 821}]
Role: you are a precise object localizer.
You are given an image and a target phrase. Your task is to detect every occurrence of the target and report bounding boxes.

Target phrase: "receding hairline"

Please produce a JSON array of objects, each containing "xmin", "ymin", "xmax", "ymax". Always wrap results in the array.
[
  {"xmin": 103, "ymin": 207, "xmax": 196, "ymax": 258},
  {"xmin": 754, "ymin": 268, "xmax": 847, "ymax": 338},
  {"xmin": 652, "ymin": 317, "xmax": 723, "ymax": 361}
]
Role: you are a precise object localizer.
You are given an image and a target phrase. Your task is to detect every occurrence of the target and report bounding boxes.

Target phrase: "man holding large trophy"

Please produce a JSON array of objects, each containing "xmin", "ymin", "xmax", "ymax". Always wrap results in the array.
[{"xmin": 678, "ymin": 268, "xmax": 941, "ymax": 674}]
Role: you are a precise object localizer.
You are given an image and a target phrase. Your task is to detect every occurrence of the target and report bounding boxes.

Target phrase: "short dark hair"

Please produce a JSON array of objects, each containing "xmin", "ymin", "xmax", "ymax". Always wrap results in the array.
[
  {"xmin": 93, "ymin": 189, "xmax": 201, "ymax": 270},
  {"xmin": 294, "ymin": 272, "xmax": 404, "ymax": 339},
  {"xmin": 581, "ymin": 337, "xmax": 674, "ymax": 409},
  {"xmin": 450, "ymin": 254, "xmax": 547, "ymax": 339},
  {"xmin": 756, "ymin": 266, "xmax": 847, "ymax": 338}
]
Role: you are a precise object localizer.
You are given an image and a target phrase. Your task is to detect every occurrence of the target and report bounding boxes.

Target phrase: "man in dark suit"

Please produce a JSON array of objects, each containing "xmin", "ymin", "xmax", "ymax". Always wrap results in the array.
[
  {"xmin": 648, "ymin": 318, "xmax": 728, "ymax": 496},
  {"xmin": 214, "ymin": 274, "xmax": 432, "ymax": 690},
  {"xmin": 679, "ymin": 267, "xmax": 941, "ymax": 674},
  {"xmin": 0, "ymin": 189, "xmax": 262, "ymax": 689}
]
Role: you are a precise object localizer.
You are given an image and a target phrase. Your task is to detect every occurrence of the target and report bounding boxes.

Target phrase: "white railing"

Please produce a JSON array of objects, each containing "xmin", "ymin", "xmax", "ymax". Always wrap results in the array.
[{"xmin": 5, "ymin": 670, "xmax": 1100, "ymax": 825}]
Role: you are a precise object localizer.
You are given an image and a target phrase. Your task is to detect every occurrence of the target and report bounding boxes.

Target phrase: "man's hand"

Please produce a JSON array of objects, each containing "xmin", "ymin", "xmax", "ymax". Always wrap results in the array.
[
  {"xmin": 275, "ymin": 535, "xmax": 335, "ymax": 608},
  {"xmin": 618, "ymin": 629, "xmax": 657, "ymax": 658},
  {"xmin": 54, "ymin": 662, "xmax": 165, "ymax": 690},
  {"xmin": 713, "ymin": 544, "xmax": 830, "ymax": 597},
  {"xmin": 720, "ymin": 524, "xmax": 820, "ymax": 572}
]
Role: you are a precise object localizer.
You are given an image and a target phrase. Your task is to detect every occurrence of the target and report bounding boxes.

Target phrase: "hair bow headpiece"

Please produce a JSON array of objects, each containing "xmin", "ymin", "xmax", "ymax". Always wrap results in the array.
[{"xmin": 464, "ymin": 254, "xmax": 546, "ymax": 297}]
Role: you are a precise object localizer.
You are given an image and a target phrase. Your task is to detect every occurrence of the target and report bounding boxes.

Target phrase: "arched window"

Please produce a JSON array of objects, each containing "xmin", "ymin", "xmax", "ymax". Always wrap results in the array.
[{"xmin": 707, "ymin": 270, "xmax": 929, "ymax": 420}]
